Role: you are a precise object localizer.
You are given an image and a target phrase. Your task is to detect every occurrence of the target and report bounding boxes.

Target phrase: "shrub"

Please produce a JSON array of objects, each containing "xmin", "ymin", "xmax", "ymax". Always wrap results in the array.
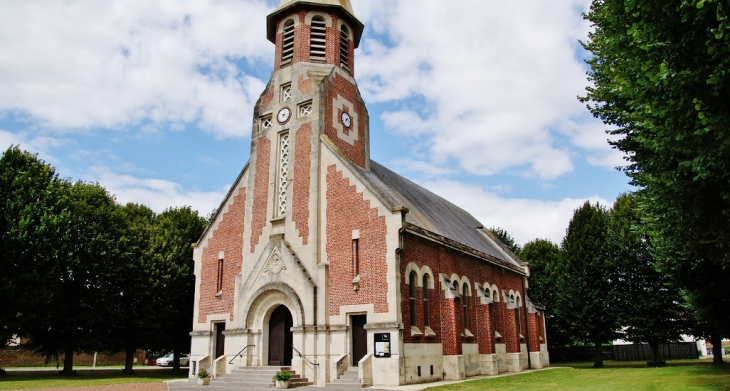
[
  {"xmin": 273, "ymin": 370, "xmax": 293, "ymax": 381},
  {"xmin": 197, "ymin": 368, "xmax": 209, "ymax": 379}
]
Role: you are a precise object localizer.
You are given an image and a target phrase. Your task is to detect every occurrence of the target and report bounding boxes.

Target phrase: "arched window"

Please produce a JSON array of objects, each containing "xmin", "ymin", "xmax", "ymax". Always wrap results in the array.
[
  {"xmin": 491, "ymin": 290, "xmax": 499, "ymax": 333},
  {"xmin": 310, "ymin": 16, "xmax": 326, "ymax": 63},
  {"xmin": 339, "ymin": 24, "xmax": 350, "ymax": 72},
  {"xmin": 282, "ymin": 19, "xmax": 295, "ymax": 64},
  {"xmin": 409, "ymin": 271, "xmax": 417, "ymax": 327},
  {"xmin": 462, "ymin": 282, "xmax": 469, "ymax": 330},
  {"xmin": 515, "ymin": 296, "xmax": 522, "ymax": 335},
  {"xmin": 422, "ymin": 274, "xmax": 430, "ymax": 327}
]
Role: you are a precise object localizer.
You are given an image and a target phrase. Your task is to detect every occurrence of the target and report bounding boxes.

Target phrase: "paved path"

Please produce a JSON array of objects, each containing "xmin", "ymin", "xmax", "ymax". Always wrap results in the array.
[
  {"xmin": 167, "ymin": 367, "xmax": 557, "ymax": 391},
  {"xmin": 8, "ymin": 384, "xmax": 168, "ymax": 391}
]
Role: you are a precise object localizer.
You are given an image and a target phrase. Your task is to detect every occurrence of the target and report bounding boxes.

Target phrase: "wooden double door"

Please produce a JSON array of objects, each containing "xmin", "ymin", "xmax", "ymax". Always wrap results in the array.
[{"xmin": 268, "ymin": 305, "xmax": 293, "ymax": 366}]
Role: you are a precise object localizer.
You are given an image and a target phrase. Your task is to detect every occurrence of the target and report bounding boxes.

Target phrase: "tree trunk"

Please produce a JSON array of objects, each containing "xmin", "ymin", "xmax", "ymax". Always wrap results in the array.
[
  {"xmin": 173, "ymin": 351, "xmax": 180, "ymax": 371},
  {"xmin": 61, "ymin": 346, "xmax": 74, "ymax": 375},
  {"xmin": 711, "ymin": 333, "xmax": 724, "ymax": 366},
  {"xmin": 123, "ymin": 347, "xmax": 135, "ymax": 374},
  {"xmin": 593, "ymin": 341, "xmax": 604, "ymax": 368},
  {"xmin": 648, "ymin": 341, "xmax": 663, "ymax": 367}
]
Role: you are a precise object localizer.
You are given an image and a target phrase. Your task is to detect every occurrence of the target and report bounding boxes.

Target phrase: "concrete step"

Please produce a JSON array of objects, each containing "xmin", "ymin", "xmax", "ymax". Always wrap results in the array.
[
  {"xmin": 325, "ymin": 367, "xmax": 361, "ymax": 388},
  {"xmin": 168, "ymin": 366, "xmax": 311, "ymax": 390},
  {"xmin": 325, "ymin": 383, "xmax": 363, "ymax": 389}
]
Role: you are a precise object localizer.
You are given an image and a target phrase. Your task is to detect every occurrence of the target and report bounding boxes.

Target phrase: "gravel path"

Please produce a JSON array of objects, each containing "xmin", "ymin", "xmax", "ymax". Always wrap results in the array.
[{"xmin": 13, "ymin": 383, "xmax": 168, "ymax": 391}]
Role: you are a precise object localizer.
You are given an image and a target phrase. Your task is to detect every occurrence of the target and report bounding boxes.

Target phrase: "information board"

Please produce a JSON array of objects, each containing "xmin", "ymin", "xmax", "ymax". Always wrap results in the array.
[{"xmin": 374, "ymin": 333, "xmax": 391, "ymax": 358}]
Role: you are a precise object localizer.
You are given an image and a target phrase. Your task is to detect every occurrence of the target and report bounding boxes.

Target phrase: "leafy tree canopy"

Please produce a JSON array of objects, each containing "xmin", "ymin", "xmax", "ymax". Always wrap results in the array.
[
  {"xmin": 556, "ymin": 201, "xmax": 619, "ymax": 367},
  {"xmin": 582, "ymin": 0, "xmax": 730, "ymax": 364},
  {"xmin": 489, "ymin": 226, "xmax": 521, "ymax": 256},
  {"xmin": 609, "ymin": 193, "xmax": 693, "ymax": 366}
]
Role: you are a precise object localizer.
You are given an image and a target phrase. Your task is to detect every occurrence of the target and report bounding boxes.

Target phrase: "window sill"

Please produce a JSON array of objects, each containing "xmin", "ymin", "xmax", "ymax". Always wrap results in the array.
[
  {"xmin": 424, "ymin": 326, "xmax": 437, "ymax": 337},
  {"xmin": 410, "ymin": 326, "xmax": 423, "ymax": 337}
]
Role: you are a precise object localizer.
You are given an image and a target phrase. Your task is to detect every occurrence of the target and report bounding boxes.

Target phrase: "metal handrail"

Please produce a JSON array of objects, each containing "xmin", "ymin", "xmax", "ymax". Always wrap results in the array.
[
  {"xmin": 229, "ymin": 345, "xmax": 255, "ymax": 365},
  {"xmin": 292, "ymin": 345, "xmax": 320, "ymax": 367}
]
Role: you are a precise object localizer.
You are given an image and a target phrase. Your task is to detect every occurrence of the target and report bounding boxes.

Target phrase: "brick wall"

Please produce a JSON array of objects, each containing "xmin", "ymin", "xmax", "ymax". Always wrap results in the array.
[
  {"xmin": 293, "ymin": 123, "xmax": 312, "ymax": 245},
  {"xmin": 261, "ymin": 82, "xmax": 274, "ymax": 111},
  {"xmin": 324, "ymin": 74, "xmax": 367, "ymax": 168},
  {"xmin": 250, "ymin": 137, "xmax": 271, "ymax": 253},
  {"xmin": 273, "ymin": 9, "xmax": 354, "ymax": 75},
  {"xmin": 527, "ymin": 312, "xmax": 542, "ymax": 352},
  {"xmin": 0, "ymin": 348, "xmax": 145, "ymax": 367},
  {"xmin": 198, "ymin": 190, "xmax": 246, "ymax": 323},
  {"xmin": 401, "ymin": 234, "xmax": 526, "ymax": 355},
  {"xmin": 326, "ymin": 165, "xmax": 388, "ymax": 316},
  {"xmin": 298, "ymin": 74, "xmax": 313, "ymax": 95},
  {"xmin": 477, "ymin": 304, "xmax": 495, "ymax": 354}
]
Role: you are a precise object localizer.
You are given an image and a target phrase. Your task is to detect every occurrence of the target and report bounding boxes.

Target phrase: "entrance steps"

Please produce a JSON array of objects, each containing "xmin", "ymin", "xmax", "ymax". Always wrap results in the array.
[
  {"xmin": 325, "ymin": 366, "xmax": 362, "ymax": 389},
  {"xmin": 169, "ymin": 366, "xmax": 312, "ymax": 390}
]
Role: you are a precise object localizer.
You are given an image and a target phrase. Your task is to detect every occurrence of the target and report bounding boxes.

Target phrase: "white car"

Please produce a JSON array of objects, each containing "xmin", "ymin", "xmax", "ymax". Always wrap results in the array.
[{"xmin": 156, "ymin": 353, "xmax": 190, "ymax": 367}]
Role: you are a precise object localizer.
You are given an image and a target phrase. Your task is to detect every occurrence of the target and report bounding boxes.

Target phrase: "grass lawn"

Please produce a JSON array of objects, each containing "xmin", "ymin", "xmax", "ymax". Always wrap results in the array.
[
  {"xmin": 0, "ymin": 368, "xmax": 187, "ymax": 390},
  {"xmin": 427, "ymin": 360, "xmax": 730, "ymax": 391}
]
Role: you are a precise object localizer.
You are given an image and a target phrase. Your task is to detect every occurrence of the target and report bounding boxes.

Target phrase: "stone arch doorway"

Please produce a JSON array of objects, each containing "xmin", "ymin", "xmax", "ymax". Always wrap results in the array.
[{"xmin": 268, "ymin": 305, "xmax": 293, "ymax": 366}]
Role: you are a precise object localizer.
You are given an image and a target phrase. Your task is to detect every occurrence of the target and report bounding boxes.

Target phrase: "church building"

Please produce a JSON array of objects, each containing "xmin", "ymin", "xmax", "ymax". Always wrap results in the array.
[{"xmin": 189, "ymin": 0, "xmax": 549, "ymax": 386}]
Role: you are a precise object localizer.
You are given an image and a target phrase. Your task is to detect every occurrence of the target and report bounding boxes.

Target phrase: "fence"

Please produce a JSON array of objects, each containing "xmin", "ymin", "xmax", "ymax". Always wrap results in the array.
[
  {"xmin": 0, "ymin": 347, "xmax": 146, "ymax": 368},
  {"xmin": 550, "ymin": 342, "xmax": 699, "ymax": 362}
]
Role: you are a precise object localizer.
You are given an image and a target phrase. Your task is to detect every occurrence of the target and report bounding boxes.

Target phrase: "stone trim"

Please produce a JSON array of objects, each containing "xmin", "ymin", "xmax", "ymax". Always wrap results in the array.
[
  {"xmin": 190, "ymin": 331, "xmax": 213, "ymax": 337},
  {"xmin": 223, "ymin": 328, "xmax": 253, "ymax": 336},
  {"xmin": 364, "ymin": 322, "xmax": 403, "ymax": 331}
]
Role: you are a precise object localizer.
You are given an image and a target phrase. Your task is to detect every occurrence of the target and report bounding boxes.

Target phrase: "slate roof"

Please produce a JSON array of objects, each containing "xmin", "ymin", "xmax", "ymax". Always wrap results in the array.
[{"xmin": 354, "ymin": 160, "xmax": 525, "ymax": 271}]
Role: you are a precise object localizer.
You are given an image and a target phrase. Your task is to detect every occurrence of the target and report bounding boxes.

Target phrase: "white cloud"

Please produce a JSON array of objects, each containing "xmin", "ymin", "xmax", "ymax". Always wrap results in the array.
[
  {"xmin": 0, "ymin": 129, "xmax": 70, "ymax": 165},
  {"xmin": 0, "ymin": 0, "xmax": 272, "ymax": 138},
  {"xmin": 354, "ymin": 0, "xmax": 610, "ymax": 180},
  {"xmin": 420, "ymin": 178, "xmax": 610, "ymax": 246},
  {"xmin": 87, "ymin": 166, "xmax": 228, "ymax": 215}
]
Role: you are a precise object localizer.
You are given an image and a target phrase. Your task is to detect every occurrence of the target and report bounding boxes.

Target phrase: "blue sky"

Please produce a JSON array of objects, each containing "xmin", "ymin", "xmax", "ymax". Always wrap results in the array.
[{"xmin": 0, "ymin": 0, "xmax": 632, "ymax": 245}]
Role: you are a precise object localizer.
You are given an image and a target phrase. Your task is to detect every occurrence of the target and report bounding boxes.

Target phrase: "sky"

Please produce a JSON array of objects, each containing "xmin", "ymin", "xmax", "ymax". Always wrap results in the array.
[{"xmin": 0, "ymin": 0, "xmax": 633, "ymax": 246}]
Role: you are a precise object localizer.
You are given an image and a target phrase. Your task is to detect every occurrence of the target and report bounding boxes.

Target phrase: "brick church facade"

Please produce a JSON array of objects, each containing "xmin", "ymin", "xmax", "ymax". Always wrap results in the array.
[{"xmin": 189, "ymin": 0, "xmax": 549, "ymax": 386}]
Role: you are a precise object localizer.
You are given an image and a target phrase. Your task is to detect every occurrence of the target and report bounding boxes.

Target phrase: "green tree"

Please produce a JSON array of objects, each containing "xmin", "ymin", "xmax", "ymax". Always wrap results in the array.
[
  {"xmin": 110, "ymin": 203, "xmax": 159, "ymax": 373},
  {"xmin": 520, "ymin": 239, "xmax": 572, "ymax": 347},
  {"xmin": 581, "ymin": 0, "xmax": 730, "ymax": 364},
  {"xmin": 609, "ymin": 193, "xmax": 694, "ymax": 366},
  {"xmin": 0, "ymin": 146, "xmax": 61, "ymax": 353},
  {"xmin": 149, "ymin": 206, "xmax": 207, "ymax": 370},
  {"xmin": 489, "ymin": 226, "xmax": 521, "ymax": 255},
  {"xmin": 556, "ymin": 202, "xmax": 620, "ymax": 367},
  {"xmin": 22, "ymin": 181, "xmax": 123, "ymax": 374}
]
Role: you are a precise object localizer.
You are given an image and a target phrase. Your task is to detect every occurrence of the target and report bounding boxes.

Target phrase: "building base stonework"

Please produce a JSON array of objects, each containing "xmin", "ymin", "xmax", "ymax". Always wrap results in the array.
[
  {"xmin": 506, "ymin": 353, "xmax": 523, "ymax": 373},
  {"xmin": 479, "ymin": 354, "xmax": 499, "ymax": 376},
  {"xmin": 442, "ymin": 355, "xmax": 465, "ymax": 380}
]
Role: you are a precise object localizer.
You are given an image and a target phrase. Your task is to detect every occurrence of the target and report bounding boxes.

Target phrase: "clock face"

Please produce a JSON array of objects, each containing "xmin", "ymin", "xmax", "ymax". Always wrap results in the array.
[
  {"xmin": 341, "ymin": 112, "xmax": 352, "ymax": 129},
  {"xmin": 277, "ymin": 107, "xmax": 291, "ymax": 124}
]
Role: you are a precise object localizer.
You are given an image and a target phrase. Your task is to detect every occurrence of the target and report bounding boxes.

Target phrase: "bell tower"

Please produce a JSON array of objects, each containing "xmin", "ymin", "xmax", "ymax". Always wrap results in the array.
[{"xmin": 245, "ymin": 0, "xmax": 370, "ymax": 252}]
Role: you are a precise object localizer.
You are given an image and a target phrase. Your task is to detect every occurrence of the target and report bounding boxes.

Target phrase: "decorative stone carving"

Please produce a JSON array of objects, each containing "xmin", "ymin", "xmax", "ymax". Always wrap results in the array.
[{"xmin": 264, "ymin": 253, "xmax": 288, "ymax": 275}]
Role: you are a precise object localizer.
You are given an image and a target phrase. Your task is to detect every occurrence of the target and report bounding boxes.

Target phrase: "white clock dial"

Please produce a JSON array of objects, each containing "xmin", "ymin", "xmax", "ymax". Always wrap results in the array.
[
  {"xmin": 341, "ymin": 112, "xmax": 352, "ymax": 128},
  {"xmin": 277, "ymin": 107, "xmax": 291, "ymax": 124}
]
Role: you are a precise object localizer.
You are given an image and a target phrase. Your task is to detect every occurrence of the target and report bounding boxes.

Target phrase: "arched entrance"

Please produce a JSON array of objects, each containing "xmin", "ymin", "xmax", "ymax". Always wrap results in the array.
[{"xmin": 268, "ymin": 305, "xmax": 293, "ymax": 366}]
